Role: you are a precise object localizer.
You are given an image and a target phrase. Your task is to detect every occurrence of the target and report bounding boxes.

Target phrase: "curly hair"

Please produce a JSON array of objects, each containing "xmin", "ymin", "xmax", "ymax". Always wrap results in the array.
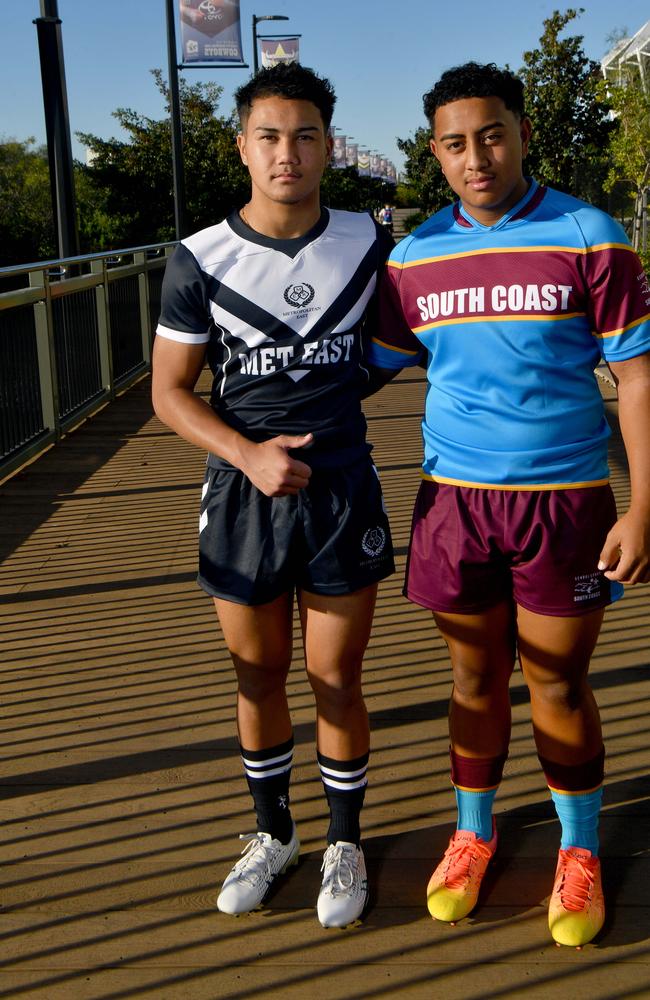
[
  {"xmin": 423, "ymin": 62, "xmax": 525, "ymax": 127},
  {"xmin": 235, "ymin": 63, "xmax": 336, "ymax": 130}
]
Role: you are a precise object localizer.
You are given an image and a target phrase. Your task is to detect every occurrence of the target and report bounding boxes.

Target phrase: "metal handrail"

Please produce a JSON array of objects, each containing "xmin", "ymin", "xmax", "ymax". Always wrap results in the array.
[{"xmin": 0, "ymin": 241, "xmax": 177, "ymax": 482}]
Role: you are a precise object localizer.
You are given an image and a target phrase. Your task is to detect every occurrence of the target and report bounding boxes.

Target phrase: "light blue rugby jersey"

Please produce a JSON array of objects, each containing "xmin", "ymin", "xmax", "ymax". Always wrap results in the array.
[{"xmin": 369, "ymin": 181, "xmax": 650, "ymax": 488}]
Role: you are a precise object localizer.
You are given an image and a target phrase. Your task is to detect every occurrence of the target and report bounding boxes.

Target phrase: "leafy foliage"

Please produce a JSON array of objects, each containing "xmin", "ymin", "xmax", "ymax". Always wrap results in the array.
[
  {"xmin": 598, "ymin": 74, "xmax": 650, "ymax": 250},
  {"xmin": 321, "ymin": 167, "xmax": 392, "ymax": 213},
  {"xmin": 518, "ymin": 8, "xmax": 614, "ymax": 204},
  {"xmin": 76, "ymin": 70, "xmax": 249, "ymax": 250},
  {"xmin": 396, "ymin": 127, "xmax": 451, "ymax": 215},
  {"xmin": 0, "ymin": 139, "xmax": 55, "ymax": 267}
]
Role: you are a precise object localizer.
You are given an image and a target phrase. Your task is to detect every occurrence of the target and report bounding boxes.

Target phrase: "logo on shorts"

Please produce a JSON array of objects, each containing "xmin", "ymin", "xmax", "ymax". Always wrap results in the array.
[
  {"xmin": 284, "ymin": 283, "xmax": 315, "ymax": 308},
  {"xmin": 573, "ymin": 572, "xmax": 602, "ymax": 602},
  {"xmin": 362, "ymin": 526, "xmax": 386, "ymax": 557}
]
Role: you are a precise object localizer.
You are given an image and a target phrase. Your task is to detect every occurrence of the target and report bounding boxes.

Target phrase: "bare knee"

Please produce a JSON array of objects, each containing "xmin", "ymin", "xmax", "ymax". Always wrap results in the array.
[
  {"xmin": 307, "ymin": 664, "xmax": 363, "ymax": 711},
  {"xmin": 528, "ymin": 674, "xmax": 589, "ymax": 714},
  {"xmin": 451, "ymin": 660, "xmax": 511, "ymax": 703},
  {"xmin": 234, "ymin": 658, "xmax": 290, "ymax": 703}
]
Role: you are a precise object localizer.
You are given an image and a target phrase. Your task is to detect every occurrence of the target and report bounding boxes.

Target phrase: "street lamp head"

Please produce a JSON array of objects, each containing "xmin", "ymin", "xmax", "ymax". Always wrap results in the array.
[
  {"xmin": 254, "ymin": 14, "xmax": 290, "ymax": 24},
  {"xmin": 252, "ymin": 13, "xmax": 290, "ymax": 71}
]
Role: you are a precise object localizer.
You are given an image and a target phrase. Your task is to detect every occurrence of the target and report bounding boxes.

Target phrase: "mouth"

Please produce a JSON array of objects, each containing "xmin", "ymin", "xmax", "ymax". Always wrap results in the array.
[
  {"xmin": 274, "ymin": 172, "xmax": 302, "ymax": 182},
  {"xmin": 467, "ymin": 175, "xmax": 496, "ymax": 191}
]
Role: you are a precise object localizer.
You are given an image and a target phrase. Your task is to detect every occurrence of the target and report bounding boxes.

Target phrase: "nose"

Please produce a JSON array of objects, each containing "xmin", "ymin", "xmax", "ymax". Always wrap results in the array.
[
  {"xmin": 465, "ymin": 137, "xmax": 489, "ymax": 171},
  {"xmin": 277, "ymin": 138, "xmax": 300, "ymax": 163}
]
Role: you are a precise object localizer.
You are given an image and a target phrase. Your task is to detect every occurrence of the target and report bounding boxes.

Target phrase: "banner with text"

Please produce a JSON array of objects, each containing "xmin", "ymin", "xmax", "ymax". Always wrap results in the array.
[
  {"xmin": 260, "ymin": 36, "xmax": 300, "ymax": 67},
  {"xmin": 179, "ymin": 0, "xmax": 244, "ymax": 64}
]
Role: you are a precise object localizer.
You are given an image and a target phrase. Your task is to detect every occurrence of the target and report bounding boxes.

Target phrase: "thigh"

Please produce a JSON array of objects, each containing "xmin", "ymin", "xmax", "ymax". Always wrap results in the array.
[
  {"xmin": 299, "ymin": 584, "xmax": 378, "ymax": 682},
  {"xmin": 434, "ymin": 600, "xmax": 517, "ymax": 690},
  {"xmin": 214, "ymin": 592, "xmax": 294, "ymax": 671},
  {"xmin": 516, "ymin": 604, "xmax": 604, "ymax": 687}
]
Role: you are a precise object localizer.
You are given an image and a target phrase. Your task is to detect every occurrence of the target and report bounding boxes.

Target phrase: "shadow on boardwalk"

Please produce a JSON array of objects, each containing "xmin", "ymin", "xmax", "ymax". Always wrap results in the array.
[{"xmin": 0, "ymin": 371, "xmax": 648, "ymax": 1000}]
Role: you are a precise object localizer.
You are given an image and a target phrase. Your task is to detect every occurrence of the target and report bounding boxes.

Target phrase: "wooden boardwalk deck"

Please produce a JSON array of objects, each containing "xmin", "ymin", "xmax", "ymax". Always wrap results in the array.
[{"xmin": 1, "ymin": 371, "xmax": 649, "ymax": 1000}]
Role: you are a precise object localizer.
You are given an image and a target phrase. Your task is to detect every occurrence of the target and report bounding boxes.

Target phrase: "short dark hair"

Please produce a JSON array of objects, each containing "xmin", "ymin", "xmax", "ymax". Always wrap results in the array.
[
  {"xmin": 423, "ymin": 62, "xmax": 525, "ymax": 128},
  {"xmin": 235, "ymin": 63, "xmax": 336, "ymax": 130}
]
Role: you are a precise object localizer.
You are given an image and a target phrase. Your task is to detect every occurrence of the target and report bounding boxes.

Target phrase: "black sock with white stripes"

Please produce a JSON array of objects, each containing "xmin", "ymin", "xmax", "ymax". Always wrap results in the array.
[
  {"xmin": 240, "ymin": 737, "xmax": 294, "ymax": 845},
  {"xmin": 318, "ymin": 750, "xmax": 369, "ymax": 847}
]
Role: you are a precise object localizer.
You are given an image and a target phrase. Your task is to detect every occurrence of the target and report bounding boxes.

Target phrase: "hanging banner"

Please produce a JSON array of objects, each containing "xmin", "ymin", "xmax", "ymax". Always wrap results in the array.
[
  {"xmin": 370, "ymin": 153, "xmax": 382, "ymax": 179},
  {"xmin": 386, "ymin": 162, "xmax": 398, "ymax": 185},
  {"xmin": 179, "ymin": 0, "xmax": 244, "ymax": 64},
  {"xmin": 357, "ymin": 149, "xmax": 370, "ymax": 177},
  {"xmin": 380, "ymin": 157, "xmax": 388, "ymax": 179},
  {"xmin": 332, "ymin": 134, "xmax": 347, "ymax": 169},
  {"xmin": 345, "ymin": 142, "xmax": 358, "ymax": 170},
  {"xmin": 260, "ymin": 37, "xmax": 300, "ymax": 67}
]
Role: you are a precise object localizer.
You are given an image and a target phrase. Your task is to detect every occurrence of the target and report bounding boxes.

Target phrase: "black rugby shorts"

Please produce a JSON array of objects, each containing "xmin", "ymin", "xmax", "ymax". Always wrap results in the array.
[{"xmin": 197, "ymin": 458, "xmax": 395, "ymax": 605}]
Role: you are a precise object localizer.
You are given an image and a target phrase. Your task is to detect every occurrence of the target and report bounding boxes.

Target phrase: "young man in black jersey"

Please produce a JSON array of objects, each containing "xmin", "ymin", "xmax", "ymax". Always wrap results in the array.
[{"xmin": 152, "ymin": 63, "xmax": 394, "ymax": 928}]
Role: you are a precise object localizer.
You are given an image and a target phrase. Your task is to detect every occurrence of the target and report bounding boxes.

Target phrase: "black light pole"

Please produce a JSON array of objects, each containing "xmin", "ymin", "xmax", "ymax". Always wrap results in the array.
[
  {"xmin": 252, "ymin": 14, "xmax": 289, "ymax": 73},
  {"xmin": 34, "ymin": 0, "xmax": 79, "ymax": 260},
  {"xmin": 165, "ymin": 0, "xmax": 188, "ymax": 239}
]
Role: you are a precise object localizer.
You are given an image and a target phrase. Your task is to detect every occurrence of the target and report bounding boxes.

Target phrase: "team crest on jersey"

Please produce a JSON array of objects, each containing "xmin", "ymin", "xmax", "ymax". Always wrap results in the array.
[
  {"xmin": 361, "ymin": 526, "xmax": 386, "ymax": 557},
  {"xmin": 284, "ymin": 283, "xmax": 315, "ymax": 308}
]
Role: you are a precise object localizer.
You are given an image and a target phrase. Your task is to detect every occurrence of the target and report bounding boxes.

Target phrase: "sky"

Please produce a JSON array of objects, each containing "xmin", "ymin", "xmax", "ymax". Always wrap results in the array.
[{"xmin": 1, "ymin": 0, "xmax": 646, "ymax": 176}]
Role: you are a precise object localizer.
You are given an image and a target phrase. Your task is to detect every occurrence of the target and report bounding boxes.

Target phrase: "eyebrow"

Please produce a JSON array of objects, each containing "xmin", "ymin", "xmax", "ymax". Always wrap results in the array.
[
  {"xmin": 253, "ymin": 125, "xmax": 321, "ymax": 133},
  {"xmin": 439, "ymin": 120, "xmax": 506, "ymax": 140}
]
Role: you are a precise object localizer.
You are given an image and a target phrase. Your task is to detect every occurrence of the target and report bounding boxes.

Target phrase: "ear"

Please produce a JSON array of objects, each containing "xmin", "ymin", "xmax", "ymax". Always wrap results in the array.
[
  {"xmin": 429, "ymin": 137, "xmax": 440, "ymax": 163},
  {"xmin": 520, "ymin": 116, "xmax": 532, "ymax": 158},
  {"xmin": 325, "ymin": 132, "xmax": 334, "ymax": 160},
  {"xmin": 236, "ymin": 132, "xmax": 247, "ymax": 166}
]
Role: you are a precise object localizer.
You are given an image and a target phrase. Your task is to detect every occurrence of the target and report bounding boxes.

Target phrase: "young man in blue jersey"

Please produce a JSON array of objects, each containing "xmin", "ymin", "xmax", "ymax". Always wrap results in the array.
[
  {"xmin": 152, "ymin": 63, "xmax": 394, "ymax": 928},
  {"xmin": 368, "ymin": 62, "xmax": 650, "ymax": 947}
]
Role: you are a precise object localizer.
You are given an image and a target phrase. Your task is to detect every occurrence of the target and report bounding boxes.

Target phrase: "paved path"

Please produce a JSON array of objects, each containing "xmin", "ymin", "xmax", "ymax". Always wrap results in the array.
[{"xmin": 0, "ymin": 371, "xmax": 649, "ymax": 999}]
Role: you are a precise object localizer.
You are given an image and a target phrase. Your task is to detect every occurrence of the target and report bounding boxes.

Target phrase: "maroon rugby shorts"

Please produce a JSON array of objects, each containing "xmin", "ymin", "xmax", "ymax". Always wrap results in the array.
[{"xmin": 405, "ymin": 481, "xmax": 622, "ymax": 616}]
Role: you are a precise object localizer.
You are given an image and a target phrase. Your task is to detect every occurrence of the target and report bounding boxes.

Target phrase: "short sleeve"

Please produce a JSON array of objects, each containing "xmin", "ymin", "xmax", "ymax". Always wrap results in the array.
[
  {"xmin": 366, "ymin": 262, "xmax": 426, "ymax": 369},
  {"xmin": 156, "ymin": 243, "xmax": 212, "ymax": 345},
  {"xmin": 579, "ymin": 217, "xmax": 650, "ymax": 361}
]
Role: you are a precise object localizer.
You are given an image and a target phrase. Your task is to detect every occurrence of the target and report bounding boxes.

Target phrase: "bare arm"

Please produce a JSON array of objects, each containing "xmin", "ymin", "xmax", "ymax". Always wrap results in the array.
[
  {"xmin": 598, "ymin": 352, "xmax": 650, "ymax": 584},
  {"xmin": 151, "ymin": 336, "xmax": 312, "ymax": 497}
]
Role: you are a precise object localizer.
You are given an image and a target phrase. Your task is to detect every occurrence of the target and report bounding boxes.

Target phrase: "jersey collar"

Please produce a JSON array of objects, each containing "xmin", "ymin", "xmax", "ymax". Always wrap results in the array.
[
  {"xmin": 453, "ymin": 178, "xmax": 545, "ymax": 231},
  {"xmin": 228, "ymin": 207, "xmax": 330, "ymax": 258}
]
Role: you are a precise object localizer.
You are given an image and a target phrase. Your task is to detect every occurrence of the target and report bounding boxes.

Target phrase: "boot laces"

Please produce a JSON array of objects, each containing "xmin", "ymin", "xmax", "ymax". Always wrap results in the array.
[
  {"xmin": 443, "ymin": 837, "xmax": 493, "ymax": 889},
  {"xmin": 231, "ymin": 832, "xmax": 274, "ymax": 885},
  {"xmin": 559, "ymin": 852, "xmax": 596, "ymax": 911},
  {"xmin": 321, "ymin": 844, "xmax": 358, "ymax": 896}
]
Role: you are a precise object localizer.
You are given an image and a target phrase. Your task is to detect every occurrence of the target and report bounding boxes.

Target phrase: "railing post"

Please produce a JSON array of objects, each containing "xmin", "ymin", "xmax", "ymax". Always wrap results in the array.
[
  {"xmin": 91, "ymin": 258, "xmax": 114, "ymax": 398},
  {"xmin": 135, "ymin": 251, "xmax": 152, "ymax": 366},
  {"xmin": 30, "ymin": 268, "xmax": 60, "ymax": 437}
]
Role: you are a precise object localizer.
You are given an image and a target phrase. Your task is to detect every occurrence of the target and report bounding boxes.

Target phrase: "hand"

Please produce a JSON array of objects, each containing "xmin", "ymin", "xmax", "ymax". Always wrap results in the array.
[
  {"xmin": 239, "ymin": 434, "xmax": 313, "ymax": 497},
  {"xmin": 598, "ymin": 509, "xmax": 650, "ymax": 584}
]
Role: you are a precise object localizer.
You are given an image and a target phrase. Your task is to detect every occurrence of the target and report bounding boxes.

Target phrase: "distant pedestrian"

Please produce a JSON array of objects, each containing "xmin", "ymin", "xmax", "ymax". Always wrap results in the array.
[{"xmin": 378, "ymin": 203, "xmax": 393, "ymax": 233}]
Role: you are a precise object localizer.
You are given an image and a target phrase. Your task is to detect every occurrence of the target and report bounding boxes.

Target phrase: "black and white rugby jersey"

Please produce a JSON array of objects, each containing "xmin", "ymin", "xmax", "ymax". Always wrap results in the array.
[{"xmin": 156, "ymin": 208, "xmax": 393, "ymax": 469}]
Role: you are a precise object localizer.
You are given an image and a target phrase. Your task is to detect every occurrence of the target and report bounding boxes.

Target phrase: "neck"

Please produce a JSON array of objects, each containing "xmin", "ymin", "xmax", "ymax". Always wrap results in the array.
[{"xmin": 241, "ymin": 195, "xmax": 322, "ymax": 239}]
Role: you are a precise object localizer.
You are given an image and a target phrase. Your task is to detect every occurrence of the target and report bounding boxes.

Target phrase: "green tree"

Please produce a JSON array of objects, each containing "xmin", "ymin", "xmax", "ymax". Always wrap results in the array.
[
  {"xmin": 0, "ymin": 138, "xmax": 55, "ymax": 266},
  {"xmin": 321, "ymin": 167, "xmax": 392, "ymax": 213},
  {"xmin": 396, "ymin": 127, "xmax": 450, "ymax": 217},
  {"xmin": 599, "ymin": 74, "xmax": 650, "ymax": 256},
  {"xmin": 76, "ymin": 70, "xmax": 249, "ymax": 250},
  {"xmin": 519, "ymin": 8, "xmax": 613, "ymax": 204}
]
